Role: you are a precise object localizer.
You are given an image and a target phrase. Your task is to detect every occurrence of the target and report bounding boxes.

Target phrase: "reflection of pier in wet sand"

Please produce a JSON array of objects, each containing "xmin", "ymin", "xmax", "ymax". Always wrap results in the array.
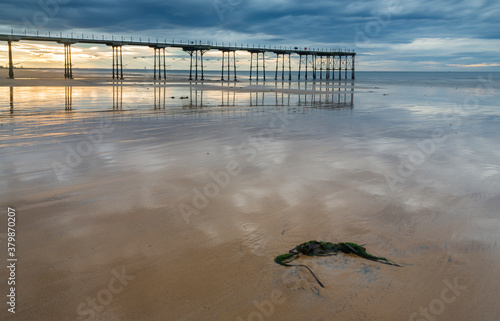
[
  {"xmin": 113, "ymin": 83, "xmax": 123, "ymax": 110},
  {"xmin": 9, "ymin": 86, "xmax": 13, "ymax": 113},
  {"xmin": 181, "ymin": 82, "xmax": 353, "ymax": 109},
  {"xmin": 5, "ymin": 82, "xmax": 354, "ymax": 115},
  {"xmin": 65, "ymin": 86, "xmax": 72, "ymax": 111}
]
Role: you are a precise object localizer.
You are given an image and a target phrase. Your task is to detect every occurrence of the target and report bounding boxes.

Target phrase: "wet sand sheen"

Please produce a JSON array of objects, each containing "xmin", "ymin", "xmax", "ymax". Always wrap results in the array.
[{"xmin": 1, "ymin": 75, "xmax": 500, "ymax": 320}]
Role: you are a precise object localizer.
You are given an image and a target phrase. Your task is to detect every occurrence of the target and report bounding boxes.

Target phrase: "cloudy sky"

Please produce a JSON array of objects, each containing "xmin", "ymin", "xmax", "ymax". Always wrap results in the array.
[{"xmin": 0, "ymin": 0, "xmax": 499, "ymax": 71}]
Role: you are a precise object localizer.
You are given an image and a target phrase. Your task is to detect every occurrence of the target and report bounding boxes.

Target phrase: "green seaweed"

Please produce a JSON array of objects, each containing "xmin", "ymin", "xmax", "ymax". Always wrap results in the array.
[
  {"xmin": 274, "ymin": 240, "xmax": 400, "ymax": 288},
  {"xmin": 274, "ymin": 253, "xmax": 296, "ymax": 266}
]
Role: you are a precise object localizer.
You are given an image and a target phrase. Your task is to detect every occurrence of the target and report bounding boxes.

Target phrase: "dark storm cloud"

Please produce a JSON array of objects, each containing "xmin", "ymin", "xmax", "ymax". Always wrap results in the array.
[{"xmin": 0, "ymin": 0, "xmax": 220, "ymax": 30}]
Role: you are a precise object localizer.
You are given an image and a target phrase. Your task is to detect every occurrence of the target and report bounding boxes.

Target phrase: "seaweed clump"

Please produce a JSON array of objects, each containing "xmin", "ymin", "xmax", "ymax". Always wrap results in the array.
[{"xmin": 274, "ymin": 240, "xmax": 400, "ymax": 288}]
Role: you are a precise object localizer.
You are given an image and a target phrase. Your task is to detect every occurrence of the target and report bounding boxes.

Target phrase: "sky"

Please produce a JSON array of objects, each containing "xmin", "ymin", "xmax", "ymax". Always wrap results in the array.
[{"xmin": 0, "ymin": 0, "xmax": 499, "ymax": 71}]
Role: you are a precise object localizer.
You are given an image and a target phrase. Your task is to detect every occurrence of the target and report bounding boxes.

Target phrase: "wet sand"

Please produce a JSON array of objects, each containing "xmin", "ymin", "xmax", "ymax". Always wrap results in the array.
[{"xmin": 1, "ymin": 72, "xmax": 500, "ymax": 320}]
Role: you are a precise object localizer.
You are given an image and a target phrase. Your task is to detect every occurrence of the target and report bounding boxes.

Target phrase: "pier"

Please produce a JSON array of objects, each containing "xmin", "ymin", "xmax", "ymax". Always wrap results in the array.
[{"xmin": 1, "ymin": 32, "xmax": 355, "ymax": 81}]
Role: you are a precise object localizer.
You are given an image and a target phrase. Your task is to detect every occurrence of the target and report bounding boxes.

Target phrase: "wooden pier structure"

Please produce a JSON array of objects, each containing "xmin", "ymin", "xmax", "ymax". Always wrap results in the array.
[{"xmin": 1, "ymin": 32, "xmax": 355, "ymax": 81}]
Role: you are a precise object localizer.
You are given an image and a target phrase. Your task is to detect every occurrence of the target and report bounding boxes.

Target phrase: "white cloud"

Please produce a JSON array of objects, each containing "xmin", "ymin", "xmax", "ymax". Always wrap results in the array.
[
  {"xmin": 447, "ymin": 63, "xmax": 500, "ymax": 68},
  {"xmin": 391, "ymin": 37, "xmax": 500, "ymax": 55}
]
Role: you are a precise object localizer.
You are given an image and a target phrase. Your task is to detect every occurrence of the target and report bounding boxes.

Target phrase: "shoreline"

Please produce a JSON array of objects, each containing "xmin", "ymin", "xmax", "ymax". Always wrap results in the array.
[
  {"xmin": 0, "ymin": 69, "xmax": 363, "ymax": 96},
  {"xmin": 0, "ymin": 68, "xmax": 356, "ymax": 87}
]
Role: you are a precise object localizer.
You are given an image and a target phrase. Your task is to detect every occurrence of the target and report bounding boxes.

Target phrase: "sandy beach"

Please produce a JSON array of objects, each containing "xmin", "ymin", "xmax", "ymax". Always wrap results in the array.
[{"xmin": 1, "ymin": 71, "xmax": 500, "ymax": 321}]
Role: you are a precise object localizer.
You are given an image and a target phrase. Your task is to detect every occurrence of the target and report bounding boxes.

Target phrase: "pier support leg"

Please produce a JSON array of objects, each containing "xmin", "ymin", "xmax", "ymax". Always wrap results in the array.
[
  {"xmin": 153, "ymin": 48, "xmax": 156, "ymax": 80},
  {"xmin": 195, "ymin": 50, "xmax": 198, "ymax": 80},
  {"xmin": 256, "ymin": 52, "xmax": 259, "ymax": 81},
  {"xmin": 329, "ymin": 56, "xmax": 333, "ymax": 79},
  {"xmin": 330, "ymin": 56, "xmax": 334, "ymax": 80},
  {"xmin": 220, "ymin": 50, "xmax": 234, "ymax": 81},
  {"xmin": 329, "ymin": 57, "xmax": 332, "ymax": 80},
  {"xmin": 163, "ymin": 48, "xmax": 167, "ymax": 80},
  {"xmin": 158, "ymin": 48, "xmax": 162, "ymax": 80},
  {"xmin": 189, "ymin": 52, "xmax": 193, "ymax": 81},
  {"xmin": 325, "ymin": 57, "xmax": 328, "ymax": 80},
  {"xmin": 221, "ymin": 51, "xmax": 225, "ymax": 81},
  {"xmin": 332, "ymin": 56, "xmax": 335, "ymax": 80},
  {"xmin": 275, "ymin": 54, "xmax": 279, "ymax": 80},
  {"xmin": 320, "ymin": 56, "xmax": 323, "ymax": 80},
  {"xmin": 69, "ymin": 45, "xmax": 73, "ymax": 79},
  {"xmin": 298, "ymin": 55, "xmax": 302, "ymax": 80},
  {"xmin": 112, "ymin": 47, "xmax": 116, "ymax": 79},
  {"xmin": 8, "ymin": 41, "xmax": 14, "ymax": 79},
  {"xmin": 111, "ymin": 46, "xmax": 123, "ymax": 80},
  {"xmin": 64, "ymin": 43, "xmax": 73, "ymax": 79},
  {"xmin": 332, "ymin": 56, "xmax": 336, "ymax": 80},
  {"xmin": 305, "ymin": 55, "xmax": 308, "ymax": 80},
  {"xmin": 120, "ymin": 46, "xmax": 123, "ymax": 80},
  {"xmin": 249, "ymin": 52, "xmax": 253, "ymax": 81},
  {"xmin": 338, "ymin": 56, "xmax": 342, "ymax": 80},
  {"xmin": 201, "ymin": 50, "xmax": 205, "ymax": 81},
  {"xmin": 281, "ymin": 54, "xmax": 285, "ymax": 80},
  {"xmin": 313, "ymin": 55, "xmax": 317, "ymax": 80},
  {"xmin": 160, "ymin": 48, "xmax": 163, "ymax": 80},
  {"xmin": 351, "ymin": 55, "xmax": 355, "ymax": 80},
  {"xmin": 345, "ymin": 56, "xmax": 348, "ymax": 79},
  {"xmin": 152, "ymin": 47, "xmax": 165, "ymax": 80},
  {"xmin": 233, "ymin": 51, "xmax": 237, "ymax": 81},
  {"xmin": 65, "ymin": 44, "xmax": 70, "ymax": 79},
  {"xmin": 262, "ymin": 53, "xmax": 265, "ymax": 81},
  {"xmin": 326, "ymin": 56, "xmax": 330, "ymax": 80},
  {"xmin": 65, "ymin": 44, "xmax": 68, "ymax": 79},
  {"xmin": 288, "ymin": 54, "xmax": 291, "ymax": 81}
]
